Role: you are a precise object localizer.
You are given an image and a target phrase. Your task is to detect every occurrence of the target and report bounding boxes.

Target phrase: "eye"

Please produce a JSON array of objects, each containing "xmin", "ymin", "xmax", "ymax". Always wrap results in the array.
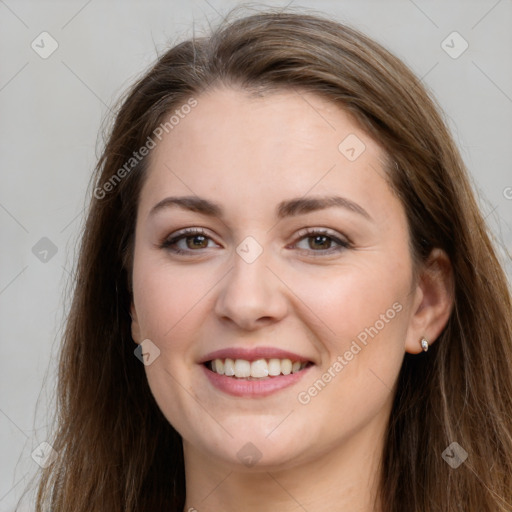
[
  {"xmin": 161, "ymin": 228, "xmax": 220, "ymax": 254},
  {"xmin": 160, "ymin": 227, "xmax": 350, "ymax": 256},
  {"xmin": 293, "ymin": 228, "xmax": 350, "ymax": 255}
]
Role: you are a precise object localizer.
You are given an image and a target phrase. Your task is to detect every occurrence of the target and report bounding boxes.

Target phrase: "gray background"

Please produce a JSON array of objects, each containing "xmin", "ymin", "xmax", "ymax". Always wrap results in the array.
[{"xmin": 1, "ymin": 0, "xmax": 511, "ymax": 510}]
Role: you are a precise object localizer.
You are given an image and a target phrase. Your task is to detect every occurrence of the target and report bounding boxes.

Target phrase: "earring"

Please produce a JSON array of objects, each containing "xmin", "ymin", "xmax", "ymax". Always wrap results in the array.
[{"xmin": 420, "ymin": 337, "xmax": 429, "ymax": 352}]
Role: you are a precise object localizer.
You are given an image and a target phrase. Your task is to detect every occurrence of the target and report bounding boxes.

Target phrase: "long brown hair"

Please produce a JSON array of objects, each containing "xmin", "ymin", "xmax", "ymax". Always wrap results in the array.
[{"xmin": 24, "ymin": 8, "xmax": 512, "ymax": 511}]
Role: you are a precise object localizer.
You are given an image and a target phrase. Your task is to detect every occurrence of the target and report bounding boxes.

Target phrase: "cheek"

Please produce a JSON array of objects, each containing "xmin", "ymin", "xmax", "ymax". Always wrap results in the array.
[
  {"xmin": 131, "ymin": 255, "xmax": 217, "ymax": 433},
  {"xmin": 288, "ymin": 253, "xmax": 411, "ymax": 349},
  {"xmin": 288, "ymin": 252, "xmax": 412, "ymax": 404},
  {"xmin": 291, "ymin": 271, "xmax": 409, "ymax": 443},
  {"xmin": 132, "ymin": 253, "xmax": 215, "ymax": 343}
]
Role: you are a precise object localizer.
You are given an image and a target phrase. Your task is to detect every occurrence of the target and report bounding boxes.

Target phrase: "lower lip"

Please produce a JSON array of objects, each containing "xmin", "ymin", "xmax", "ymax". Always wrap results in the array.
[{"xmin": 202, "ymin": 364, "xmax": 312, "ymax": 398}]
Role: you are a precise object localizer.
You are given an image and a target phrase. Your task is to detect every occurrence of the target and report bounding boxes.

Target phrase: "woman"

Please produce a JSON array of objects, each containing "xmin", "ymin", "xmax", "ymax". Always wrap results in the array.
[{"xmin": 29, "ymin": 9, "xmax": 512, "ymax": 512}]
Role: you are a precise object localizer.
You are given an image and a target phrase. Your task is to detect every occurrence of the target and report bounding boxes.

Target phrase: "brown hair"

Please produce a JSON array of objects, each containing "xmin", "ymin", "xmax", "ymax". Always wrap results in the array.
[{"xmin": 24, "ymin": 8, "xmax": 512, "ymax": 512}]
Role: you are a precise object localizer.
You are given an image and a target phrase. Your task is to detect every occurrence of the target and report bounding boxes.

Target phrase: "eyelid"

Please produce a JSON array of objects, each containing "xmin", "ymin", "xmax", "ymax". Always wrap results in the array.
[{"xmin": 294, "ymin": 226, "xmax": 350, "ymax": 243}]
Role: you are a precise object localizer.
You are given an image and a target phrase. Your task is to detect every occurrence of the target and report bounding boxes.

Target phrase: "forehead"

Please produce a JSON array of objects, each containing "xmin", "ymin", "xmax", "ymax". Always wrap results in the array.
[{"xmin": 138, "ymin": 86, "xmax": 398, "ymax": 222}]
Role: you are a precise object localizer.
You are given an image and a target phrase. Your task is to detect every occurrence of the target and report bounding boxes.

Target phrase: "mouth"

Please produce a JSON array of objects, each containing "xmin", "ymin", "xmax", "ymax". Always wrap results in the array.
[
  {"xmin": 200, "ymin": 348, "xmax": 315, "ymax": 397},
  {"xmin": 204, "ymin": 358, "xmax": 314, "ymax": 380}
]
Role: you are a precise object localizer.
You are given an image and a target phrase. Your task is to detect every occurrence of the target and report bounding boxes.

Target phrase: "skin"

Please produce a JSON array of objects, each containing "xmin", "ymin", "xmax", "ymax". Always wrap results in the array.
[{"xmin": 130, "ymin": 86, "xmax": 453, "ymax": 512}]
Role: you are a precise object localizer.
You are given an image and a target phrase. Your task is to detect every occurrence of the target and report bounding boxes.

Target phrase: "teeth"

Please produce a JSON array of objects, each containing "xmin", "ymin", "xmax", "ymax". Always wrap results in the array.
[
  {"xmin": 210, "ymin": 358, "xmax": 308, "ymax": 378},
  {"xmin": 213, "ymin": 359, "xmax": 224, "ymax": 375},
  {"xmin": 251, "ymin": 359, "xmax": 269, "ymax": 378},
  {"xmin": 281, "ymin": 358, "xmax": 292, "ymax": 375},
  {"xmin": 268, "ymin": 358, "xmax": 281, "ymax": 376},
  {"xmin": 234, "ymin": 359, "xmax": 251, "ymax": 378},
  {"xmin": 224, "ymin": 358, "xmax": 235, "ymax": 376}
]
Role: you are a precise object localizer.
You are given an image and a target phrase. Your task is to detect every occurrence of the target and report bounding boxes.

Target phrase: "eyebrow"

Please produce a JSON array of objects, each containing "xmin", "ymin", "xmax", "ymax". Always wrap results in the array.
[{"xmin": 149, "ymin": 195, "xmax": 371, "ymax": 220}]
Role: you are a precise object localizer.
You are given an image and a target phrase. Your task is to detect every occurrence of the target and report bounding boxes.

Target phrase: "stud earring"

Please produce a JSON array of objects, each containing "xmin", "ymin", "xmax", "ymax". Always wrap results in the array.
[{"xmin": 420, "ymin": 337, "xmax": 429, "ymax": 352}]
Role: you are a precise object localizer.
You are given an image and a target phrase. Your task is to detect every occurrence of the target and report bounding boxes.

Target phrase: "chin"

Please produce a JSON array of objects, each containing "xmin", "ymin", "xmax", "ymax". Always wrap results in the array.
[{"xmin": 186, "ymin": 420, "xmax": 316, "ymax": 471}]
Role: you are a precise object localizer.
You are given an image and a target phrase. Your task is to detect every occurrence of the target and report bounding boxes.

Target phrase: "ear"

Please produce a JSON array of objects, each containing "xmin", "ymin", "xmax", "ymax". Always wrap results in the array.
[
  {"xmin": 130, "ymin": 301, "xmax": 142, "ymax": 344},
  {"xmin": 405, "ymin": 248, "xmax": 454, "ymax": 354}
]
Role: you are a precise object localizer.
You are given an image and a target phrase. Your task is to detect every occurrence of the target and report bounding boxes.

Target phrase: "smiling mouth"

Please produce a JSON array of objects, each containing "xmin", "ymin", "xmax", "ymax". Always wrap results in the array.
[{"xmin": 205, "ymin": 358, "xmax": 313, "ymax": 379}]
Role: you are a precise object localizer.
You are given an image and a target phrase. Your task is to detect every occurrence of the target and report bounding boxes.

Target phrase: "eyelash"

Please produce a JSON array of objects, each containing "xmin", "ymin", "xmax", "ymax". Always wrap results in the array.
[{"xmin": 160, "ymin": 227, "xmax": 351, "ymax": 256}]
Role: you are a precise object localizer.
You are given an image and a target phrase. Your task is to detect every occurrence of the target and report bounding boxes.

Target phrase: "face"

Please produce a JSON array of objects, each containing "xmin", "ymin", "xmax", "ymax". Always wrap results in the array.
[{"xmin": 130, "ymin": 87, "xmax": 422, "ymax": 470}]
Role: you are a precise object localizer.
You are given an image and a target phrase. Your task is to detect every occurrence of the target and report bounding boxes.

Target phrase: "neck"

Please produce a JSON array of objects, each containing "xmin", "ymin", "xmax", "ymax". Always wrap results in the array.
[{"xmin": 182, "ymin": 419, "xmax": 385, "ymax": 512}]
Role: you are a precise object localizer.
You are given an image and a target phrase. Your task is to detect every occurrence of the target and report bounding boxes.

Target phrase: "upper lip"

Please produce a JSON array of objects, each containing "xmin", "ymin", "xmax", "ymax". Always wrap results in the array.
[{"xmin": 199, "ymin": 347, "xmax": 313, "ymax": 364}]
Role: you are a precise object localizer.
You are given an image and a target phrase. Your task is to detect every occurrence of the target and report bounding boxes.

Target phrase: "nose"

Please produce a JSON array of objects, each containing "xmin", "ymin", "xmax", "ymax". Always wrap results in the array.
[{"xmin": 214, "ymin": 250, "xmax": 288, "ymax": 331}]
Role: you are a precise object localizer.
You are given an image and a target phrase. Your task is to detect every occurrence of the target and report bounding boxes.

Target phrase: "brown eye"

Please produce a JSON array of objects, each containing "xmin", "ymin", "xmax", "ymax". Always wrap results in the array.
[
  {"xmin": 308, "ymin": 235, "xmax": 332, "ymax": 250},
  {"xmin": 161, "ymin": 228, "xmax": 220, "ymax": 254},
  {"xmin": 186, "ymin": 235, "xmax": 209, "ymax": 249},
  {"xmin": 293, "ymin": 229, "xmax": 350, "ymax": 256}
]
